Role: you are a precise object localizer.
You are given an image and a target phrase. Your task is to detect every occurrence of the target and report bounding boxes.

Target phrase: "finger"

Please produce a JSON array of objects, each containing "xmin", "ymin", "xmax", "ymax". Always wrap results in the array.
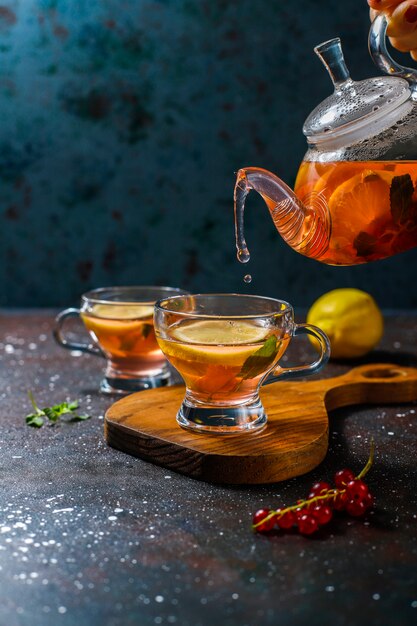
[
  {"xmin": 389, "ymin": 34, "xmax": 417, "ymax": 50},
  {"xmin": 368, "ymin": 0, "xmax": 403, "ymax": 12},
  {"xmin": 387, "ymin": 1, "xmax": 417, "ymax": 36},
  {"xmin": 389, "ymin": 27, "xmax": 417, "ymax": 49},
  {"xmin": 388, "ymin": 26, "xmax": 417, "ymax": 49}
]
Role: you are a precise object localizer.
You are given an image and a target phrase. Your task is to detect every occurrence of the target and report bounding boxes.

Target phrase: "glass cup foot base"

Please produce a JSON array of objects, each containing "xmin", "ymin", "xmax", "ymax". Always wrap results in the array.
[
  {"xmin": 177, "ymin": 397, "xmax": 267, "ymax": 434},
  {"xmin": 100, "ymin": 370, "xmax": 172, "ymax": 395}
]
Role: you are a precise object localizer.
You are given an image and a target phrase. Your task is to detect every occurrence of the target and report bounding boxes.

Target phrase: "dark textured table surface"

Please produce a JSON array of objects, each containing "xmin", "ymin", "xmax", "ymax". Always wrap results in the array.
[{"xmin": 1, "ymin": 310, "xmax": 416, "ymax": 626}]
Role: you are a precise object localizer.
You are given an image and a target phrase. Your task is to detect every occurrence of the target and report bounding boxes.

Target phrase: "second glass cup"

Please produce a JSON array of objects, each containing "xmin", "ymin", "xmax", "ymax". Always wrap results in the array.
[
  {"xmin": 154, "ymin": 293, "xmax": 330, "ymax": 434},
  {"xmin": 54, "ymin": 286, "xmax": 187, "ymax": 394}
]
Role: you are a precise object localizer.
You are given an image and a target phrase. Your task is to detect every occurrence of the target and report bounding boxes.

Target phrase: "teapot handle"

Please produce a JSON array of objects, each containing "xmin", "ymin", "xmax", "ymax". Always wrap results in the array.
[{"xmin": 369, "ymin": 14, "xmax": 417, "ymax": 90}]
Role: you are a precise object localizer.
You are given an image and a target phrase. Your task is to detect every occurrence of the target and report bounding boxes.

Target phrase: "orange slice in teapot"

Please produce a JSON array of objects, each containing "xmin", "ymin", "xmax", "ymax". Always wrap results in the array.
[
  {"xmin": 312, "ymin": 162, "xmax": 362, "ymax": 197},
  {"xmin": 295, "ymin": 162, "xmax": 366, "ymax": 205},
  {"xmin": 328, "ymin": 169, "xmax": 392, "ymax": 243}
]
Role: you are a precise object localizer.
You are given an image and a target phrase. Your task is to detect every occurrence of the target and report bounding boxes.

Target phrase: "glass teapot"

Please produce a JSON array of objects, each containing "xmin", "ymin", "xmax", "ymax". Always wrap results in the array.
[{"xmin": 234, "ymin": 15, "xmax": 417, "ymax": 266}]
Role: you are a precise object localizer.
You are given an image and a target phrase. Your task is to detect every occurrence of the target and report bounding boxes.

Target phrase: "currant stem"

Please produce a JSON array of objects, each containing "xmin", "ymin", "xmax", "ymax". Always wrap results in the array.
[
  {"xmin": 252, "ymin": 490, "xmax": 340, "ymax": 530},
  {"xmin": 356, "ymin": 439, "xmax": 375, "ymax": 481},
  {"xmin": 252, "ymin": 440, "xmax": 375, "ymax": 531}
]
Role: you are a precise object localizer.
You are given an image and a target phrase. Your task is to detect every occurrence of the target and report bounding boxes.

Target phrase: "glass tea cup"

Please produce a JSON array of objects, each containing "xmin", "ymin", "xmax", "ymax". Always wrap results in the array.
[
  {"xmin": 53, "ymin": 286, "xmax": 187, "ymax": 394},
  {"xmin": 154, "ymin": 293, "xmax": 330, "ymax": 434}
]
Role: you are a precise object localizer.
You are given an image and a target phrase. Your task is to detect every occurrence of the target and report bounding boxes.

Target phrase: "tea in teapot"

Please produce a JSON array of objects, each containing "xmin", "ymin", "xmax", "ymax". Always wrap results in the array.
[
  {"xmin": 234, "ymin": 15, "xmax": 417, "ymax": 266},
  {"xmin": 294, "ymin": 159, "xmax": 417, "ymax": 264}
]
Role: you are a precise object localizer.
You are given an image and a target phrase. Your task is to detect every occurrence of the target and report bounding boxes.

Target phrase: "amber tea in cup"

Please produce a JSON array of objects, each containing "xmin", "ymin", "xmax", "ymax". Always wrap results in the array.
[
  {"xmin": 154, "ymin": 294, "xmax": 330, "ymax": 434},
  {"xmin": 54, "ymin": 286, "xmax": 186, "ymax": 394}
]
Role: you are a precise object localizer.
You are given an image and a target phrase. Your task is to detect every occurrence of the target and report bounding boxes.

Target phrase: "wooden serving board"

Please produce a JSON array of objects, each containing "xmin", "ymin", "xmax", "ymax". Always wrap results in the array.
[{"xmin": 104, "ymin": 363, "xmax": 417, "ymax": 484}]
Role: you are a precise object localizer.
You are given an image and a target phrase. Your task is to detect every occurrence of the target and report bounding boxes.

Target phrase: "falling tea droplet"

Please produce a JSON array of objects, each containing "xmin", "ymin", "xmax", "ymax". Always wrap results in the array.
[{"xmin": 244, "ymin": 274, "xmax": 252, "ymax": 284}]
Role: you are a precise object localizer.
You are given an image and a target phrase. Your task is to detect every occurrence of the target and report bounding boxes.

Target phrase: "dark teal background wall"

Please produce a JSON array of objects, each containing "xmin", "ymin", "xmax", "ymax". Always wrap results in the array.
[{"xmin": 1, "ymin": 0, "xmax": 416, "ymax": 308}]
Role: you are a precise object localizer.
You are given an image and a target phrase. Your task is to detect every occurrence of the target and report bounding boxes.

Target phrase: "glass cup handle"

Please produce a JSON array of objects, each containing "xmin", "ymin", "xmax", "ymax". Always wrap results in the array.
[
  {"xmin": 53, "ymin": 308, "xmax": 103, "ymax": 357},
  {"xmin": 266, "ymin": 323, "xmax": 331, "ymax": 383}
]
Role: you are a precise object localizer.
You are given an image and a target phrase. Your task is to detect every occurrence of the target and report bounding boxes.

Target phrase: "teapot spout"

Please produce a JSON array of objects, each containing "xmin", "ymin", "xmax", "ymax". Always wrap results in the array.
[{"xmin": 234, "ymin": 167, "xmax": 331, "ymax": 263}]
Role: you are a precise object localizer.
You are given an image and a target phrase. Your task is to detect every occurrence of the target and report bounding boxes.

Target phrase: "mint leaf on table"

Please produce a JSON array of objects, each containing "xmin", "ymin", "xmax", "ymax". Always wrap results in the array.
[
  {"xmin": 238, "ymin": 335, "xmax": 278, "ymax": 381},
  {"xmin": 25, "ymin": 392, "xmax": 91, "ymax": 428},
  {"xmin": 25, "ymin": 414, "xmax": 45, "ymax": 428},
  {"xmin": 42, "ymin": 406, "xmax": 60, "ymax": 423},
  {"xmin": 390, "ymin": 174, "xmax": 415, "ymax": 225},
  {"xmin": 25, "ymin": 391, "xmax": 46, "ymax": 427},
  {"xmin": 69, "ymin": 414, "xmax": 91, "ymax": 422}
]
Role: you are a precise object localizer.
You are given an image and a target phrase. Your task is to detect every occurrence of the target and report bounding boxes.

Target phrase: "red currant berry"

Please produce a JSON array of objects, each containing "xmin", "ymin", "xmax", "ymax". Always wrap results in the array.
[
  {"xmin": 295, "ymin": 505, "xmax": 308, "ymax": 520},
  {"xmin": 308, "ymin": 481, "xmax": 331, "ymax": 498},
  {"xmin": 333, "ymin": 491, "xmax": 349, "ymax": 511},
  {"xmin": 362, "ymin": 492, "xmax": 374, "ymax": 510},
  {"xmin": 334, "ymin": 468, "xmax": 355, "ymax": 488},
  {"xmin": 276, "ymin": 510, "xmax": 296, "ymax": 529},
  {"xmin": 297, "ymin": 513, "xmax": 319, "ymax": 535},
  {"xmin": 346, "ymin": 479, "xmax": 369, "ymax": 502},
  {"xmin": 252, "ymin": 508, "xmax": 276, "ymax": 532},
  {"xmin": 346, "ymin": 499, "xmax": 368, "ymax": 517},
  {"xmin": 312, "ymin": 504, "xmax": 333, "ymax": 525}
]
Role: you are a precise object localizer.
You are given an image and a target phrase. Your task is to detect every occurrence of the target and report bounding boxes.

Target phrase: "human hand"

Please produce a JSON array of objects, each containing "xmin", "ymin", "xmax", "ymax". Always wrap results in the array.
[{"xmin": 368, "ymin": 0, "xmax": 417, "ymax": 60}]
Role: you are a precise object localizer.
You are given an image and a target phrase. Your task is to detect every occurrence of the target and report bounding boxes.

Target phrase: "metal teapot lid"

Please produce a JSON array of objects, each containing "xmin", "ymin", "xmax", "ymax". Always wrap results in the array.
[{"xmin": 303, "ymin": 37, "xmax": 411, "ymax": 145}]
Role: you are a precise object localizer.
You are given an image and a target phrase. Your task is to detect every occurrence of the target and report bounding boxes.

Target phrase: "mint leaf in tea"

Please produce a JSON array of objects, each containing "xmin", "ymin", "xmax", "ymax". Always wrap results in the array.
[
  {"xmin": 390, "ymin": 174, "xmax": 415, "ymax": 226},
  {"xmin": 239, "ymin": 335, "xmax": 278, "ymax": 381}
]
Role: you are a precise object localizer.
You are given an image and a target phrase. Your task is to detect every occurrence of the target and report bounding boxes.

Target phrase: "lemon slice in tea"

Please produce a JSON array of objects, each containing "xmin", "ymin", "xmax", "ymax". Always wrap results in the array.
[
  {"xmin": 164, "ymin": 320, "xmax": 270, "ymax": 367},
  {"xmin": 171, "ymin": 319, "xmax": 269, "ymax": 345},
  {"xmin": 89, "ymin": 304, "xmax": 154, "ymax": 320}
]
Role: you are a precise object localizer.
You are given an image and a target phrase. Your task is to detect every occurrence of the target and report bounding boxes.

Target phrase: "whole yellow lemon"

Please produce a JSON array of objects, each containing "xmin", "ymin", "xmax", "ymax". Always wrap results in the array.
[{"xmin": 307, "ymin": 288, "xmax": 384, "ymax": 359}]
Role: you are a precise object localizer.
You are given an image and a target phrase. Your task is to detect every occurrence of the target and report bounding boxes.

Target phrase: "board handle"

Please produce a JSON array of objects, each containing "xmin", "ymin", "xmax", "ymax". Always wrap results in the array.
[{"xmin": 324, "ymin": 363, "xmax": 417, "ymax": 412}]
